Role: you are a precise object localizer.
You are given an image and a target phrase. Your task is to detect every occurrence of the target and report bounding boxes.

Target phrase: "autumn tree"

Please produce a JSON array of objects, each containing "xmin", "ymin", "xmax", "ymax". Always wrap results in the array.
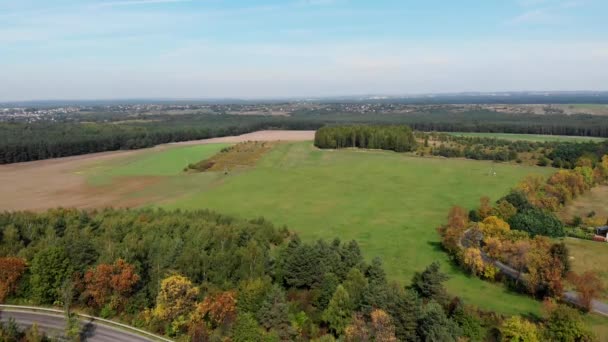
[
  {"xmin": 196, "ymin": 291, "xmax": 237, "ymax": 328},
  {"xmin": 154, "ymin": 275, "xmax": 199, "ymax": 322},
  {"xmin": 344, "ymin": 314, "xmax": 370, "ymax": 342},
  {"xmin": 477, "ymin": 196, "xmax": 493, "ymax": 220},
  {"xmin": 371, "ymin": 309, "xmax": 397, "ymax": 342},
  {"xmin": 500, "ymin": 316, "xmax": 539, "ymax": 342},
  {"xmin": 463, "ymin": 248, "xmax": 485, "ymax": 276},
  {"xmin": 569, "ymin": 271, "xmax": 605, "ymax": 312},
  {"xmin": 0, "ymin": 257, "xmax": 27, "ymax": 303},
  {"xmin": 83, "ymin": 259, "xmax": 139, "ymax": 310},
  {"xmin": 438, "ymin": 206, "xmax": 469, "ymax": 254}
]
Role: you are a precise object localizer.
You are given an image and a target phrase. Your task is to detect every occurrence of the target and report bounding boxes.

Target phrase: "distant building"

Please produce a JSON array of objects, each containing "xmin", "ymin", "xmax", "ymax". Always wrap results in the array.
[{"xmin": 596, "ymin": 226, "xmax": 608, "ymax": 237}]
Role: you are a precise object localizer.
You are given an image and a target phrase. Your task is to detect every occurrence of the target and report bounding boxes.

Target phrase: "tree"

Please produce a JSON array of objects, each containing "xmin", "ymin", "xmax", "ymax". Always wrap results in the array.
[
  {"xmin": 491, "ymin": 200, "xmax": 518, "ymax": 221},
  {"xmin": 323, "ymin": 285, "xmax": 353, "ymax": 335},
  {"xmin": 477, "ymin": 196, "xmax": 493, "ymax": 219},
  {"xmin": 84, "ymin": 259, "xmax": 139, "ymax": 310},
  {"xmin": 569, "ymin": 271, "xmax": 605, "ymax": 312},
  {"xmin": 256, "ymin": 285, "xmax": 292, "ymax": 338},
  {"xmin": 237, "ymin": 277, "xmax": 271, "ymax": 315},
  {"xmin": 371, "ymin": 309, "xmax": 397, "ymax": 342},
  {"xmin": 508, "ymin": 209, "xmax": 565, "ymax": 237},
  {"xmin": 463, "ymin": 248, "xmax": 485, "ymax": 276},
  {"xmin": 479, "ymin": 216, "xmax": 510, "ymax": 237},
  {"xmin": 30, "ymin": 247, "xmax": 73, "ymax": 304},
  {"xmin": 343, "ymin": 268, "xmax": 368, "ymax": 310},
  {"xmin": 154, "ymin": 275, "xmax": 199, "ymax": 322},
  {"xmin": 416, "ymin": 301, "xmax": 461, "ymax": 342},
  {"xmin": 344, "ymin": 314, "xmax": 370, "ymax": 342},
  {"xmin": 384, "ymin": 287, "xmax": 419, "ymax": 342},
  {"xmin": 197, "ymin": 291, "xmax": 237, "ymax": 328},
  {"xmin": 0, "ymin": 257, "xmax": 27, "ymax": 303},
  {"xmin": 544, "ymin": 304, "xmax": 595, "ymax": 342},
  {"xmin": 410, "ymin": 262, "xmax": 449, "ymax": 302},
  {"xmin": 232, "ymin": 312, "xmax": 264, "ymax": 342},
  {"xmin": 500, "ymin": 316, "xmax": 539, "ymax": 342}
]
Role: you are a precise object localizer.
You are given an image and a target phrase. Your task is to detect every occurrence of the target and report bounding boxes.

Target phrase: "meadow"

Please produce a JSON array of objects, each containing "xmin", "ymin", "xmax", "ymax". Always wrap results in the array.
[
  {"xmin": 448, "ymin": 132, "xmax": 606, "ymax": 142},
  {"xmin": 93, "ymin": 141, "xmax": 555, "ymax": 316}
]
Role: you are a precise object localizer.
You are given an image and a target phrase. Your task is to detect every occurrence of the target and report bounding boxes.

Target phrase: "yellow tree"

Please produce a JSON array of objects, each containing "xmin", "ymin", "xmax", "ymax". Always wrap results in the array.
[
  {"xmin": 500, "ymin": 316, "xmax": 540, "ymax": 342},
  {"xmin": 154, "ymin": 275, "xmax": 200, "ymax": 322}
]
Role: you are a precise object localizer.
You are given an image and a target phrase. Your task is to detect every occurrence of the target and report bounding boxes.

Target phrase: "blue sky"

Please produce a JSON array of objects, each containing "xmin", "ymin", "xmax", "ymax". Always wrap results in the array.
[{"xmin": 0, "ymin": 0, "xmax": 607, "ymax": 100}]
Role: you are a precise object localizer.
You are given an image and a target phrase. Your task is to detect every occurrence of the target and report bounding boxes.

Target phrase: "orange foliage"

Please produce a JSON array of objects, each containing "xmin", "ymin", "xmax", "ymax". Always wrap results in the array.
[
  {"xmin": 344, "ymin": 314, "xmax": 370, "ymax": 342},
  {"xmin": 0, "ymin": 257, "xmax": 27, "ymax": 303},
  {"xmin": 437, "ymin": 206, "xmax": 469, "ymax": 255},
  {"xmin": 477, "ymin": 196, "xmax": 493, "ymax": 219},
  {"xmin": 84, "ymin": 259, "xmax": 139, "ymax": 309},
  {"xmin": 569, "ymin": 271, "xmax": 605, "ymax": 312},
  {"xmin": 197, "ymin": 291, "xmax": 237, "ymax": 328}
]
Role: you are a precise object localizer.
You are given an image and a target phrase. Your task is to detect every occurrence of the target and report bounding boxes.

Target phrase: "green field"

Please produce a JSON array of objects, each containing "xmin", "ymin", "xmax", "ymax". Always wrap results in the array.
[
  {"xmin": 448, "ymin": 132, "xmax": 605, "ymax": 142},
  {"xmin": 85, "ymin": 143, "xmax": 231, "ymax": 185},
  {"xmin": 91, "ymin": 141, "xmax": 556, "ymax": 316}
]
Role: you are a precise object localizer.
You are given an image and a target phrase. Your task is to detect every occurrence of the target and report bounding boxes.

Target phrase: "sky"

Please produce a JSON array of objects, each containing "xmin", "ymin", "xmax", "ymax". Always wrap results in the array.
[{"xmin": 0, "ymin": 0, "xmax": 607, "ymax": 101}]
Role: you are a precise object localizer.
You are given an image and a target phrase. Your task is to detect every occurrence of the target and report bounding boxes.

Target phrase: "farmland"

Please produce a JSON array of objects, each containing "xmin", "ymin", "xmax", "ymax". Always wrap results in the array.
[{"xmin": 114, "ymin": 141, "xmax": 554, "ymax": 315}]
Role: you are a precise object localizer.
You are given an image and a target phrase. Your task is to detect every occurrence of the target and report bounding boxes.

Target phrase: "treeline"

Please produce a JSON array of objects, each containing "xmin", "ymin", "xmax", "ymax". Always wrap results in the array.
[
  {"xmin": 4, "ymin": 109, "xmax": 608, "ymax": 164},
  {"xmin": 314, "ymin": 125, "xmax": 416, "ymax": 152},
  {"xmin": 0, "ymin": 115, "xmax": 321, "ymax": 164}
]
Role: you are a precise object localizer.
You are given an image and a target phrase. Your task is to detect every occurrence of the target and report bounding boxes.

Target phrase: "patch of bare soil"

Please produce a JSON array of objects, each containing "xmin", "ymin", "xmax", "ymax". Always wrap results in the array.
[{"xmin": 0, "ymin": 130, "xmax": 315, "ymax": 212}]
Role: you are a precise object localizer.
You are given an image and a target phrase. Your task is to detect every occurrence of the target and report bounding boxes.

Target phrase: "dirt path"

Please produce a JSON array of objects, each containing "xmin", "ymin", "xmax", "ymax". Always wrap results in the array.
[{"xmin": 0, "ymin": 130, "xmax": 315, "ymax": 212}]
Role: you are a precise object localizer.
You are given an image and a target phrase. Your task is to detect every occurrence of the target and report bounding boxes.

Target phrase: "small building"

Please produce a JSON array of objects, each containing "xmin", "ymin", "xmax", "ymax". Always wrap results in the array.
[{"xmin": 595, "ymin": 226, "xmax": 608, "ymax": 237}]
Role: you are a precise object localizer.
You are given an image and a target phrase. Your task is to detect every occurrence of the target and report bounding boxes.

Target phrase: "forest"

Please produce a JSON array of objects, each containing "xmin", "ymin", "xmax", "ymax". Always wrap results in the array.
[
  {"xmin": 4, "ymin": 109, "xmax": 608, "ymax": 164},
  {"xmin": 314, "ymin": 125, "xmax": 416, "ymax": 152},
  {"xmin": 0, "ymin": 208, "xmax": 594, "ymax": 341}
]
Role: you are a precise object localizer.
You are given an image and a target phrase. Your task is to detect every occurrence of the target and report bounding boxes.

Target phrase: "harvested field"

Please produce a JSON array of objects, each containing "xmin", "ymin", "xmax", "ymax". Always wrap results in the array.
[{"xmin": 0, "ymin": 130, "xmax": 314, "ymax": 211}]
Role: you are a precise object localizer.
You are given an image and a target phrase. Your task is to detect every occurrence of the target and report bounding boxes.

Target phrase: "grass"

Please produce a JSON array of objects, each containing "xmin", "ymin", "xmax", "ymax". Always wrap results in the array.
[
  {"xmin": 447, "ymin": 132, "xmax": 605, "ymax": 142},
  {"xmin": 85, "ymin": 143, "xmax": 231, "ymax": 185},
  {"xmin": 148, "ymin": 142, "xmax": 555, "ymax": 316},
  {"xmin": 563, "ymin": 237, "xmax": 608, "ymax": 300}
]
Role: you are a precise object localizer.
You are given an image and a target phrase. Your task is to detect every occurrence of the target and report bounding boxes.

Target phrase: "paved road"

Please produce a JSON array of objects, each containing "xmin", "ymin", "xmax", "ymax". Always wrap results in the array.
[
  {"xmin": 0, "ymin": 310, "xmax": 156, "ymax": 342},
  {"xmin": 563, "ymin": 292, "xmax": 608, "ymax": 317},
  {"xmin": 460, "ymin": 229, "xmax": 608, "ymax": 317}
]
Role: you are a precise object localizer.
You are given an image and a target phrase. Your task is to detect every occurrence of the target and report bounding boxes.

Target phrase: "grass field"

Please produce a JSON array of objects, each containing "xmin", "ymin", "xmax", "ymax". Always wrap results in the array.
[
  {"xmin": 563, "ymin": 237, "xmax": 608, "ymax": 300},
  {"xmin": 109, "ymin": 142, "xmax": 553, "ymax": 316},
  {"xmin": 86, "ymin": 143, "xmax": 231, "ymax": 185},
  {"xmin": 448, "ymin": 132, "xmax": 605, "ymax": 142}
]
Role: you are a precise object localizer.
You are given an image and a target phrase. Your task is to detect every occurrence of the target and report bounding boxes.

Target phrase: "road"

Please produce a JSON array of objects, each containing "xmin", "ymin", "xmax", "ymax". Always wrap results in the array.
[
  {"xmin": 0, "ymin": 310, "xmax": 157, "ymax": 342},
  {"xmin": 563, "ymin": 292, "xmax": 608, "ymax": 317},
  {"xmin": 460, "ymin": 229, "xmax": 608, "ymax": 317}
]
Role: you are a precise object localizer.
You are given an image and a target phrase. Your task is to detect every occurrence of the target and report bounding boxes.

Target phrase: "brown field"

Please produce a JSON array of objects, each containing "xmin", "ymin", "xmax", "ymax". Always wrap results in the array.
[{"xmin": 0, "ymin": 130, "xmax": 315, "ymax": 212}]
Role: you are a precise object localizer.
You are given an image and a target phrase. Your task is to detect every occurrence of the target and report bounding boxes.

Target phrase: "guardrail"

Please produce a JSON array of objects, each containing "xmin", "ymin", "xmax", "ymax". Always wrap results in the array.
[{"xmin": 0, "ymin": 304, "xmax": 173, "ymax": 342}]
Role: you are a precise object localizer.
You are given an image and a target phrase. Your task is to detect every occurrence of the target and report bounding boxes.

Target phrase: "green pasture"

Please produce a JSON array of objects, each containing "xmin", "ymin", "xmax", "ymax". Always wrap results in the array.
[
  {"xmin": 85, "ymin": 143, "xmax": 230, "ymax": 185},
  {"xmin": 448, "ymin": 132, "xmax": 605, "ymax": 142}
]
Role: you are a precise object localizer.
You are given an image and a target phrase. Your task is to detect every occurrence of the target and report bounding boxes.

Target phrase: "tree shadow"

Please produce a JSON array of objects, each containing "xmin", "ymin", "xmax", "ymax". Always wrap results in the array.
[{"xmin": 80, "ymin": 320, "xmax": 96, "ymax": 341}]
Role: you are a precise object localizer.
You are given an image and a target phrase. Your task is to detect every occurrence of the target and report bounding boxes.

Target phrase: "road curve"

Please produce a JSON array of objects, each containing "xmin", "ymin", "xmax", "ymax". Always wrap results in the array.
[{"xmin": 0, "ymin": 310, "xmax": 159, "ymax": 342}]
